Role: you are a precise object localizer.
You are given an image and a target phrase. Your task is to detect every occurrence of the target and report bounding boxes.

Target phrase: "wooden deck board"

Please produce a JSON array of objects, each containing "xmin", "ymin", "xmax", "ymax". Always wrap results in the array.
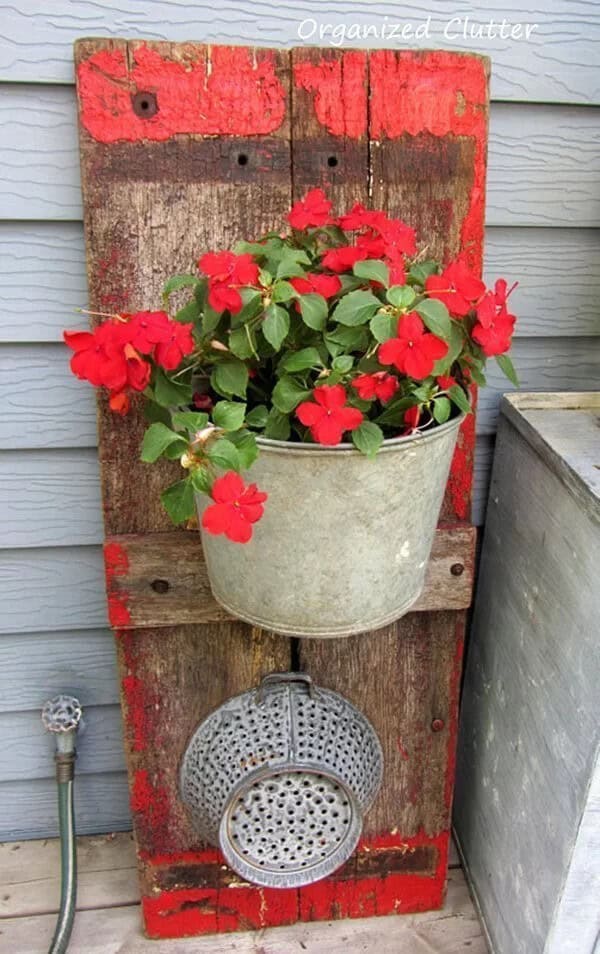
[{"xmin": 0, "ymin": 835, "xmax": 483, "ymax": 953}]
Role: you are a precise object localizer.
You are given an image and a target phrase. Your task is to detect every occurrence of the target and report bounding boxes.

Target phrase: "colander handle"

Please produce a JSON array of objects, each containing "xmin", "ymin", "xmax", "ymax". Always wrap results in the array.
[{"xmin": 257, "ymin": 672, "xmax": 317, "ymax": 702}]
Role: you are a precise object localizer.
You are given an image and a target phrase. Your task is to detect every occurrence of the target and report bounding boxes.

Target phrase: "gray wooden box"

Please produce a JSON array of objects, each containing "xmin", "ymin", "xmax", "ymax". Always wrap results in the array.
[{"xmin": 454, "ymin": 393, "xmax": 600, "ymax": 954}]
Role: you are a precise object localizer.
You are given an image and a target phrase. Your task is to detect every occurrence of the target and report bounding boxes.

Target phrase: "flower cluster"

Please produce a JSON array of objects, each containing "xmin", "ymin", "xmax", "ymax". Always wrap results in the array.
[{"xmin": 64, "ymin": 189, "xmax": 519, "ymax": 542}]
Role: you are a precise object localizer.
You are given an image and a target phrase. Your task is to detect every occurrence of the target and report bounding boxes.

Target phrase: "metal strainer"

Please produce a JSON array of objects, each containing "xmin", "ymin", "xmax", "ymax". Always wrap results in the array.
[{"xmin": 180, "ymin": 672, "xmax": 383, "ymax": 888}]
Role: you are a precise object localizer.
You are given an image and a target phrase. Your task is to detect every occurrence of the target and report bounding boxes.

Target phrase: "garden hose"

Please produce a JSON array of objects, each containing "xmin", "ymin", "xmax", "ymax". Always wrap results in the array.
[{"xmin": 41, "ymin": 695, "xmax": 83, "ymax": 954}]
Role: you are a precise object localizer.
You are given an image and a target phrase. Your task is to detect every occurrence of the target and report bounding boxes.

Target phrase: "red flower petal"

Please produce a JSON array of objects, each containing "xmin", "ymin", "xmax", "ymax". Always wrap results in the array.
[
  {"xmin": 312, "ymin": 415, "xmax": 344, "ymax": 445},
  {"xmin": 313, "ymin": 384, "xmax": 347, "ymax": 410},
  {"xmin": 296, "ymin": 402, "xmax": 323, "ymax": 426},
  {"xmin": 211, "ymin": 471, "xmax": 246, "ymax": 504}
]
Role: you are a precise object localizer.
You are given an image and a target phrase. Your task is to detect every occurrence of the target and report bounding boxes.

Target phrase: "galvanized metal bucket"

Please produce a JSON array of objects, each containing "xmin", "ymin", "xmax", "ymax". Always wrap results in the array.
[
  {"xmin": 196, "ymin": 413, "xmax": 463, "ymax": 637},
  {"xmin": 180, "ymin": 672, "xmax": 383, "ymax": 888}
]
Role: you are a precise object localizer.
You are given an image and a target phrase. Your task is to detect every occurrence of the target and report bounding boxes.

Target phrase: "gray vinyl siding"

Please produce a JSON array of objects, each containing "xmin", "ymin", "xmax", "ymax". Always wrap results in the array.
[{"xmin": 0, "ymin": 1, "xmax": 599, "ymax": 840}]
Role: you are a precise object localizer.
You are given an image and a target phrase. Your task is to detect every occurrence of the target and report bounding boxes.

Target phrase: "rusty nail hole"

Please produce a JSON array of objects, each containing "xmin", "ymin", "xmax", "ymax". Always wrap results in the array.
[
  {"xmin": 431, "ymin": 719, "xmax": 445, "ymax": 733},
  {"xmin": 132, "ymin": 91, "xmax": 158, "ymax": 118},
  {"xmin": 151, "ymin": 578, "xmax": 170, "ymax": 594},
  {"xmin": 237, "ymin": 153, "xmax": 249, "ymax": 166},
  {"xmin": 450, "ymin": 563, "xmax": 464, "ymax": 576},
  {"xmin": 327, "ymin": 156, "xmax": 338, "ymax": 168}
]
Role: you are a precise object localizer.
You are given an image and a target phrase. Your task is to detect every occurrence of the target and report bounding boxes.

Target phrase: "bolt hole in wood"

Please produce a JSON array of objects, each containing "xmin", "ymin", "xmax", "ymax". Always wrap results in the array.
[
  {"xmin": 238, "ymin": 153, "xmax": 249, "ymax": 166},
  {"xmin": 327, "ymin": 156, "xmax": 339, "ymax": 167},
  {"xmin": 131, "ymin": 91, "xmax": 158, "ymax": 118},
  {"xmin": 450, "ymin": 563, "xmax": 464, "ymax": 576},
  {"xmin": 151, "ymin": 578, "xmax": 170, "ymax": 594}
]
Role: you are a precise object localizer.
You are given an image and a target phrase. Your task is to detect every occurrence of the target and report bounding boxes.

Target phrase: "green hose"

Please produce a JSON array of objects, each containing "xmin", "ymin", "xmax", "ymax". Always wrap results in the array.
[{"xmin": 48, "ymin": 758, "xmax": 77, "ymax": 954}]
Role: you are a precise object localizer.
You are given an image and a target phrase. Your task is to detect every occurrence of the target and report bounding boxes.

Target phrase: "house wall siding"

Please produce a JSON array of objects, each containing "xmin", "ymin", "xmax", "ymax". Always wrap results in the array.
[{"xmin": 0, "ymin": 2, "xmax": 598, "ymax": 839}]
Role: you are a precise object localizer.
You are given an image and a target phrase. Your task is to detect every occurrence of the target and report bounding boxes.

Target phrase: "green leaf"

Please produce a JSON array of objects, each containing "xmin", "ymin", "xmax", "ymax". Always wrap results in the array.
[
  {"xmin": 375, "ymin": 395, "xmax": 415, "ymax": 426},
  {"xmin": 468, "ymin": 362, "xmax": 487, "ymax": 387},
  {"xmin": 433, "ymin": 396, "xmax": 451, "ymax": 424},
  {"xmin": 171, "ymin": 411, "xmax": 209, "ymax": 433},
  {"xmin": 141, "ymin": 422, "xmax": 187, "ymax": 463},
  {"xmin": 272, "ymin": 375, "xmax": 310, "ymax": 413},
  {"xmin": 207, "ymin": 438, "xmax": 241, "ymax": 471},
  {"xmin": 448, "ymin": 385, "xmax": 472, "ymax": 415},
  {"xmin": 161, "ymin": 478, "xmax": 196, "ymax": 525},
  {"xmin": 264, "ymin": 407, "xmax": 291, "ymax": 440},
  {"xmin": 153, "ymin": 368, "xmax": 193, "ymax": 408},
  {"xmin": 282, "ymin": 347, "xmax": 322, "ymax": 373},
  {"xmin": 326, "ymin": 325, "xmax": 369, "ymax": 349},
  {"xmin": 370, "ymin": 312, "xmax": 397, "ymax": 343},
  {"xmin": 201, "ymin": 305, "xmax": 222, "ymax": 337},
  {"xmin": 212, "ymin": 401, "xmax": 247, "ymax": 431},
  {"xmin": 415, "ymin": 299, "xmax": 453, "ymax": 340},
  {"xmin": 175, "ymin": 299, "xmax": 201, "ymax": 324},
  {"xmin": 496, "ymin": 353, "xmax": 519, "ymax": 386},
  {"xmin": 299, "ymin": 293, "xmax": 328, "ymax": 331},
  {"xmin": 144, "ymin": 401, "xmax": 172, "ymax": 427},
  {"xmin": 386, "ymin": 285, "xmax": 416, "ymax": 309},
  {"xmin": 409, "ymin": 261, "xmax": 438, "ymax": 284},
  {"xmin": 163, "ymin": 274, "xmax": 199, "ymax": 297},
  {"xmin": 231, "ymin": 289, "xmax": 263, "ymax": 328},
  {"xmin": 190, "ymin": 467, "xmax": 213, "ymax": 495},
  {"xmin": 228, "ymin": 430, "xmax": 259, "ymax": 469},
  {"xmin": 228, "ymin": 325, "xmax": 256, "ymax": 360},
  {"xmin": 432, "ymin": 320, "xmax": 465, "ymax": 376},
  {"xmin": 272, "ymin": 280, "xmax": 298, "ymax": 303},
  {"xmin": 352, "ymin": 421, "xmax": 384, "ymax": 459},
  {"xmin": 276, "ymin": 250, "xmax": 311, "ymax": 279},
  {"xmin": 262, "ymin": 303, "xmax": 290, "ymax": 350},
  {"xmin": 353, "ymin": 259, "xmax": 390, "ymax": 287},
  {"xmin": 332, "ymin": 355, "xmax": 354, "ymax": 373},
  {"xmin": 212, "ymin": 359, "xmax": 249, "ymax": 398},
  {"xmin": 332, "ymin": 289, "xmax": 381, "ymax": 327},
  {"xmin": 245, "ymin": 404, "xmax": 269, "ymax": 428}
]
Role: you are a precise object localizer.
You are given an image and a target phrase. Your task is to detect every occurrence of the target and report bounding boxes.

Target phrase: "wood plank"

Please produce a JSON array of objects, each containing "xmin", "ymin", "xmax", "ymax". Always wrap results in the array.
[
  {"xmin": 3, "ymin": 82, "xmax": 599, "ymax": 227},
  {"xmin": 0, "ymin": 772, "xmax": 131, "ymax": 841},
  {"xmin": 0, "ymin": 869, "xmax": 486, "ymax": 954},
  {"xmin": 0, "ymin": 629, "xmax": 117, "ymax": 712},
  {"xmin": 0, "ymin": 832, "xmax": 138, "ymax": 919},
  {"xmin": 2, "ymin": 1, "xmax": 599, "ymax": 105},
  {"xmin": 4, "ymin": 222, "xmax": 598, "ymax": 343},
  {"xmin": 104, "ymin": 526, "xmax": 476, "ymax": 629},
  {"xmin": 0, "ymin": 546, "xmax": 108, "ymax": 634},
  {"xmin": 0, "ymin": 449, "xmax": 102, "ymax": 547},
  {"xmin": 0, "ymin": 705, "xmax": 125, "ymax": 782}
]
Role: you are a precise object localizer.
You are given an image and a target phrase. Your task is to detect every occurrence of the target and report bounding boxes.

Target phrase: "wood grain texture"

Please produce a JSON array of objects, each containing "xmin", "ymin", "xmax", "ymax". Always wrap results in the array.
[
  {"xmin": 3, "ymin": 83, "xmax": 599, "ymax": 227},
  {"xmin": 3, "ymin": 223, "xmax": 597, "ymax": 342},
  {"xmin": 0, "ymin": 831, "xmax": 138, "ymax": 918},
  {"xmin": 0, "ymin": 772, "xmax": 131, "ymax": 841},
  {"xmin": 104, "ymin": 526, "xmax": 476, "ymax": 629},
  {"xmin": 0, "ymin": 449, "xmax": 102, "ymax": 547},
  {"xmin": 0, "ymin": 628, "xmax": 117, "ymax": 711},
  {"xmin": 0, "ymin": 704, "xmax": 125, "ymax": 781},
  {"xmin": 1, "ymin": 0, "xmax": 599, "ymax": 106},
  {"xmin": 0, "ymin": 869, "xmax": 486, "ymax": 954},
  {"xmin": 454, "ymin": 411, "xmax": 600, "ymax": 954}
]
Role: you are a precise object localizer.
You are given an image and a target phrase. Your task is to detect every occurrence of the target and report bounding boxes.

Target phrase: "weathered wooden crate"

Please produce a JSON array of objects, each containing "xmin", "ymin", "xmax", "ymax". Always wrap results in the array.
[
  {"xmin": 74, "ymin": 39, "xmax": 488, "ymax": 939},
  {"xmin": 454, "ymin": 392, "xmax": 600, "ymax": 954}
]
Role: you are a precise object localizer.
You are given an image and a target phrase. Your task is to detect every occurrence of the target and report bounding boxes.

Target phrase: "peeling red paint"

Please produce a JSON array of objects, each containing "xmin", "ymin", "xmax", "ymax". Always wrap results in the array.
[
  {"xmin": 444, "ymin": 620, "xmax": 466, "ymax": 812},
  {"xmin": 294, "ymin": 51, "xmax": 367, "ymax": 139},
  {"xmin": 141, "ymin": 829, "xmax": 449, "ymax": 938},
  {"xmin": 448, "ymin": 385, "xmax": 478, "ymax": 519},
  {"xmin": 104, "ymin": 541, "xmax": 131, "ymax": 627},
  {"xmin": 131, "ymin": 769, "xmax": 170, "ymax": 843},
  {"xmin": 78, "ymin": 44, "xmax": 287, "ymax": 143},
  {"xmin": 370, "ymin": 50, "xmax": 488, "ymax": 275},
  {"xmin": 396, "ymin": 737, "xmax": 410, "ymax": 761}
]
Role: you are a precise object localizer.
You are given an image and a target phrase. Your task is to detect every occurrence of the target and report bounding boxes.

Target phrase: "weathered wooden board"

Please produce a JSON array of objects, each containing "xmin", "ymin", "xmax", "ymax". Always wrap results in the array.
[
  {"xmin": 104, "ymin": 527, "xmax": 476, "ymax": 628},
  {"xmin": 2, "ymin": 0, "xmax": 599, "ymax": 106},
  {"xmin": 0, "ymin": 772, "xmax": 131, "ymax": 841},
  {"xmin": 0, "ymin": 868, "xmax": 486, "ymax": 954},
  {"xmin": 454, "ymin": 396, "xmax": 600, "ymax": 954},
  {"xmin": 0, "ymin": 705, "xmax": 124, "ymax": 781},
  {"xmin": 0, "ymin": 628, "xmax": 118, "ymax": 712},
  {"xmin": 3, "ymin": 83, "xmax": 600, "ymax": 227},
  {"xmin": 3, "ymin": 223, "xmax": 598, "ymax": 343}
]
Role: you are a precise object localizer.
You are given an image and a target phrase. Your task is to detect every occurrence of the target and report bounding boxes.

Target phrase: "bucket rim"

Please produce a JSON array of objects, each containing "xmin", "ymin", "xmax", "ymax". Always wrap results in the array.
[{"xmin": 255, "ymin": 408, "xmax": 466, "ymax": 456}]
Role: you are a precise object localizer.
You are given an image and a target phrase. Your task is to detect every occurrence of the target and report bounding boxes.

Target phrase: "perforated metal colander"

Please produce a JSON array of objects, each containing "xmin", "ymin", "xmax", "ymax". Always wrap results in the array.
[{"xmin": 180, "ymin": 672, "xmax": 383, "ymax": 888}]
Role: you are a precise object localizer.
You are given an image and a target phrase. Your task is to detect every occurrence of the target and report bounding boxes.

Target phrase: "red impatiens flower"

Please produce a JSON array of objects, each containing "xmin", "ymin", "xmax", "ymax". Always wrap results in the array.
[
  {"xmin": 296, "ymin": 384, "xmax": 363, "ymax": 445},
  {"xmin": 352, "ymin": 371, "xmax": 399, "ymax": 403},
  {"xmin": 472, "ymin": 278, "xmax": 517, "ymax": 356},
  {"xmin": 425, "ymin": 260, "xmax": 486, "ymax": 317},
  {"xmin": 198, "ymin": 250, "xmax": 260, "ymax": 315},
  {"xmin": 321, "ymin": 245, "xmax": 370, "ymax": 273},
  {"xmin": 288, "ymin": 188, "xmax": 333, "ymax": 230},
  {"xmin": 378, "ymin": 313, "xmax": 448, "ymax": 380},
  {"xmin": 436, "ymin": 374, "xmax": 457, "ymax": 390},
  {"xmin": 403, "ymin": 405, "xmax": 421, "ymax": 433},
  {"xmin": 64, "ymin": 322, "xmax": 151, "ymax": 394},
  {"xmin": 201, "ymin": 471, "xmax": 268, "ymax": 544},
  {"xmin": 289, "ymin": 273, "xmax": 342, "ymax": 298},
  {"xmin": 128, "ymin": 310, "xmax": 195, "ymax": 371}
]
